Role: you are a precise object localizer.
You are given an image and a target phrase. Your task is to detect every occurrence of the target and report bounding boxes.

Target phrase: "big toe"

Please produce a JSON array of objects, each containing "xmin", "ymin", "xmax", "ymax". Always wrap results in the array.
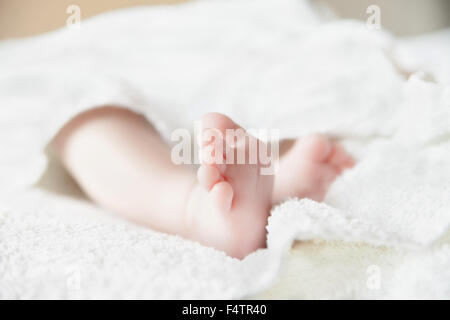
[{"xmin": 210, "ymin": 181, "xmax": 234, "ymax": 212}]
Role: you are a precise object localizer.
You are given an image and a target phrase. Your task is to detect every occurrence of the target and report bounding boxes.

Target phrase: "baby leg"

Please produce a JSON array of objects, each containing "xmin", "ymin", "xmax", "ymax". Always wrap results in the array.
[{"xmin": 52, "ymin": 106, "xmax": 196, "ymax": 236}]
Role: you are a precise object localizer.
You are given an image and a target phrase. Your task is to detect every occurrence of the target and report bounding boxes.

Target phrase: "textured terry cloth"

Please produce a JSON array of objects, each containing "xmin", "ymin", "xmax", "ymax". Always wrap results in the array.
[
  {"xmin": 0, "ymin": 0, "xmax": 449, "ymax": 299},
  {"xmin": 397, "ymin": 27, "xmax": 450, "ymax": 85}
]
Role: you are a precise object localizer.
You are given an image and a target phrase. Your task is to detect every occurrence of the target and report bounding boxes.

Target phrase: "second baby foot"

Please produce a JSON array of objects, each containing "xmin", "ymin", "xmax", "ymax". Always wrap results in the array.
[{"xmin": 273, "ymin": 135, "xmax": 355, "ymax": 204}]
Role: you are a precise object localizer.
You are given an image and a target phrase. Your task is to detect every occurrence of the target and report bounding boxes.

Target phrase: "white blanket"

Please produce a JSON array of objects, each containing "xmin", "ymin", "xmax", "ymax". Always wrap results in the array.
[{"xmin": 0, "ymin": 0, "xmax": 449, "ymax": 299}]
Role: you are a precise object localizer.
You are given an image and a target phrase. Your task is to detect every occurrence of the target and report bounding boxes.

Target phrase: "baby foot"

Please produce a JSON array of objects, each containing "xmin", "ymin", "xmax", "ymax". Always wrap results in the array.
[
  {"xmin": 273, "ymin": 135, "xmax": 355, "ymax": 204},
  {"xmin": 185, "ymin": 113, "xmax": 273, "ymax": 259}
]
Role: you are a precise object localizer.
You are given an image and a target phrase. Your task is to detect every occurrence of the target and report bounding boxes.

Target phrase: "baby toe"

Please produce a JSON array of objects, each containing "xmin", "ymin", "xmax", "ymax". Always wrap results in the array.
[
  {"xmin": 200, "ymin": 142, "xmax": 225, "ymax": 165},
  {"xmin": 197, "ymin": 165, "xmax": 222, "ymax": 190},
  {"xmin": 210, "ymin": 181, "xmax": 233, "ymax": 212}
]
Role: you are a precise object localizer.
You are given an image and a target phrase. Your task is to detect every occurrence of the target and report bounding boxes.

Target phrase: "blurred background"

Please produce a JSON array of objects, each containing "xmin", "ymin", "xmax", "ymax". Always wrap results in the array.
[{"xmin": 0, "ymin": 0, "xmax": 449, "ymax": 39}]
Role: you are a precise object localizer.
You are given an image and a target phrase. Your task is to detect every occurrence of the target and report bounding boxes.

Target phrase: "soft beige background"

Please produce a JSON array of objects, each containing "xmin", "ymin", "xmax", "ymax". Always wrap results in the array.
[
  {"xmin": 0, "ymin": 0, "xmax": 188, "ymax": 39},
  {"xmin": 0, "ymin": 0, "xmax": 449, "ymax": 39},
  {"xmin": 320, "ymin": 0, "xmax": 450, "ymax": 35}
]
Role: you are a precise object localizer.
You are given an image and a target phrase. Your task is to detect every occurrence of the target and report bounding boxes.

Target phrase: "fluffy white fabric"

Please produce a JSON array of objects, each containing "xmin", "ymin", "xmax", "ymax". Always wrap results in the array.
[{"xmin": 0, "ymin": 0, "xmax": 449, "ymax": 299}]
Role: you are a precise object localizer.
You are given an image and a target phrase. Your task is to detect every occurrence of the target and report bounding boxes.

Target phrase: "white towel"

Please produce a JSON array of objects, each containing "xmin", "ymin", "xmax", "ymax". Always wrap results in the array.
[{"xmin": 0, "ymin": 0, "xmax": 449, "ymax": 299}]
